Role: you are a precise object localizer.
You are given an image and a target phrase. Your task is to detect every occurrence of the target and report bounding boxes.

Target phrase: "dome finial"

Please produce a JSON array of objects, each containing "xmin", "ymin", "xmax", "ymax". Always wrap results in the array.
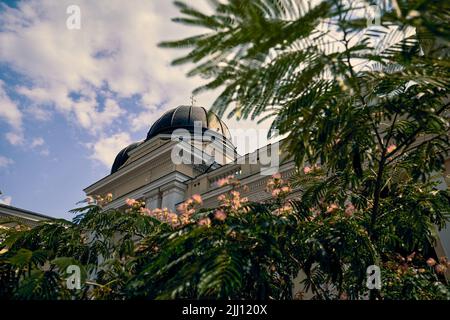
[{"xmin": 190, "ymin": 94, "xmax": 196, "ymax": 106}]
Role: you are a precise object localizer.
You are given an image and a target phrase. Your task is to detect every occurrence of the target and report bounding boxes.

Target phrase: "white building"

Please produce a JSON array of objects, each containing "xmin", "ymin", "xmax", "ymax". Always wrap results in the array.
[{"xmin": 84, "ymin": 105, "xmax": 450, "ymax": 263}]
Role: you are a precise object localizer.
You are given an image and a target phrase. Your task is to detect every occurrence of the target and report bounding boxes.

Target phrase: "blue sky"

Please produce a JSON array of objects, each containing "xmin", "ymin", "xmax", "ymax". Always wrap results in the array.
[{"xmin": 0, "ymin": 0, "xmax": 271, "ymax": 220}]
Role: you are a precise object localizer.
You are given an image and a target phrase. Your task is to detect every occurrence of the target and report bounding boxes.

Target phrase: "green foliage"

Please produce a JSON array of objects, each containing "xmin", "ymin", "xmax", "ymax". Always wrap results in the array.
[
  {"xmin": 161, "ymin": 0, "xmax": 449, "ymax": 178},
  {"xmin": 1, "ymin": 172, "xmax": 449, "ymax": 300},
  {"xmin": 157, "ymin": 0, "xmax": 450, "ymax": 298}
]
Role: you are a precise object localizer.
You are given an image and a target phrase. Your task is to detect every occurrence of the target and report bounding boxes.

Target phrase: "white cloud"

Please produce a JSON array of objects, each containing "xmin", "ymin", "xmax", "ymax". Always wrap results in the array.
[
  {"xmin": 88, "ymin": 132, "xmax": 132, "ymax": 167},
  {"xmin": 0, "ymin": 0, "xmax": 270, "ymax": 167},
  {"xmin": 30, "ymin": 137, "xmax": 50, "ymax": 156},
  {"xmin": 0, "ymin": 80, "xmax": 22, "ymax": 129},
  {"xmin": 0, "ymin": 155, "xmax": 14, "ymax": 168},
  {"xmin": 0, "ymin": 196, "xmax": 12, "ymax": 206},
  {"xmin": 0, "ymin": 0, "xmax": 204, "ymax": 116},
  {"xmin": 0, "ymin": 80, "xmax": 24, "ymax": 145},
  {"xmin": 31, "ymin": 137, "xmax": 45, "ymax": 148},
  {"xmin": 5, "ymin": 131, "xmax": 25, "ymax": 146},
  {"xmin": 129, "ymin": 106, "xmax": 159, "ymax": 132}
]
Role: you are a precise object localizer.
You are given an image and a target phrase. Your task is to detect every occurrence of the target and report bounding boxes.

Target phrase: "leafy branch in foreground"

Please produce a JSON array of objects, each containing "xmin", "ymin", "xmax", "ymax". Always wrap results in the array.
[
  {"xmin": 161, "ymin": 0, "xmax": 450, "ymax": 296},
  {"xmin": 1, "ymin": 172, "xmax": 448, "ymax": 300}
]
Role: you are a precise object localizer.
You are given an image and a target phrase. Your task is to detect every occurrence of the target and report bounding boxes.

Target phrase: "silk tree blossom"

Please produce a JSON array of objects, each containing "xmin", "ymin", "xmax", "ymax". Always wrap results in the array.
[
  {"xmin": 266, "ymin": 173, "xmax": 294, "ymax": 217},
  {"xmin": 150, "ymin": 208, "xmax": 179, "ymax": 227},
  {"xmin": 276, "ymin": 204, "xmax": 293, "ymax": 216},
  {"xmin": 126, "ymin": 198, "xmax": 137, "ymax": 206},
  {"xmin": 303, "ymin": 164, "xmax": 321, "ymax": 174},
  {"xmin": 266, "ymin": 173, "xmax": 282, "ymax": 191},
  {"xmin": 139, "ymin": 207, "xmax": 152, "ymax": 216},
  {"xmin": 214, "ymin": 209, "xmax": 227, "ymax": 221},
  {"xmin": 217, "ymin": 175, "xmax": 235, "ymax": 187},
  {"xmin": 168, "ymin": 212, "xmax": 180, "ymax": 228},
  {"xmin": 105, "ymin": 193, "xmax": 113, "ymax": 202},
  {"xmin": 217, "ymin": 177, "xmax": 230, "ymax": 187},
  {"xmin": 230, "ymin": 191, "xmax": 242, "ymax": 210},
  {"xmin": 272, "ymin": 188, "xmax": 281, "ymax": 197},
  {"xmin": 266, "ymin": 179, "xmax": 275, "ymax": 188},
  {"xmin": 198, "ymin": 217, "xmax": 211, "ymax": 227},
  {"xmin": 387, "ymin": 144, "xmax": 397, "ymax": 154},
  {"xmin": 177, "ymin": 195, "xmax": 204, "ymax": 226},
  {"xmin": 230, "ymin": 190, "xmax": 239, "ymax": 198},
  {"xmin": 326, "ymin": 203, "xmax": 339, "ymax": 214},
  {"xmin": 192, "ymin": 194, "xmax": 203, "ymax": 205},
  {"xmin": 345, "ymin": 203, "xmax": 356, "ymax": 216},
  {"xmin": 426, "ymin": 258, "xmax": 437, "ymax": 267},
  {"xmin": 309, "ymin": 207, "xmax": 321, "ymax": 220},
  {"xmin": 266, "ymin": 174, "xmax": 292, "ymax": 199},
  {"xmin": 439, "ymin": 257, "xmax": 449, "ymax": 266},
  {"xmin": 216, "ymin": 184, "xmax": 249, "ymax": 212},
  {"xmin": 435, "ymin": 264, "xmax": 447, "ymax": 274},
  {"xmin": 272, "ymin": 172, "xmax": 281, "ymax": 180}
]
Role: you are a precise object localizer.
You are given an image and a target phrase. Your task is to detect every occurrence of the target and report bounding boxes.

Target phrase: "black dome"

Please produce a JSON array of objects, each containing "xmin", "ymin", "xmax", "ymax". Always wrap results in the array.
[
  {"xmin": 111, "ymin": 106, "xmax": 233, "ymax": 174},
  {"xmin": 111, "ymin": 141, "xmax": 142, "ymax": 174},
  {"xmin": 146, "ymin": 105, "xmax": 231, "ymax": 141}
]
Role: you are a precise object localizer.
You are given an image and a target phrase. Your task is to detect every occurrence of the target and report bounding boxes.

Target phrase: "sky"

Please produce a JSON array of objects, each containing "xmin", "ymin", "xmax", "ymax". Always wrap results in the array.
[{"xmin": 0, "ymin": 0, "xmax": 273, "ymax": 220}]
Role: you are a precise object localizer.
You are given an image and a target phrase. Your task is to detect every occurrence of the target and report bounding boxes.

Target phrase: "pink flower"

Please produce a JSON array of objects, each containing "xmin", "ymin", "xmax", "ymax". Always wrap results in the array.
[
  {"xmin": 426, "ymin": 258, "xmax": 437, "ymax": 267},
  {"xmin": 339, "ymin": 292, "xmax": 348, "ymax": 300},
  {"xmin": 105, "ymin": 193, "xmax": 113, "ymax": 202},
  {"xmin": 387, "ymin": 144, "xmax": 397, "ymax": 154},
  {"xmin": 266, "ymin": 180, "xmax": 275, "ymax": 187},
  {"xmin": 240, "ymin": 197, "xmax": 249, "ymax": 203},
  {"xmin": 345, "ymin": 203, "xmax": 355, "ymax": 216},
  {"xmin": 152, "ymin": 208, "xmax": 162, "ymax": 218},
  {"xmin": 309, "ymin": 207, "xmax": 320, "ymax": 217},
  {"xmin": 214, "ymin": 209, "xmax": 227, "ymax": 221},
  {"xmin": 230, "ymin": 190, "xmax": 240, "ymax": 197},
  {"xmin": 217, "ymin": 194, "xmax": 226, "ymax": 202},
  {"xmin": 177, "ymin": 202, "xmax": 188, "ymax": 214},
  {"xmin": 435, "ymin": 264, "xmax": 447, "ymax": 274},
  {"xmin": 281, "ymin": 186, "xmax": 291, "ymax": 193},
  {"xmin": 303, "ymin": 166, "xmax": 312, "ymax": 174},
  {"xmin": 280, "ymin": 204, "xmax": 293, "ymax": 214},
  {"xmin": 232, "ymin": 198, "xmax": 242, "ymax": 210},
  {"xmin": 180, "ymin": 214, "xmax": 190, "ymax": 225},
  {"xmin": 272, "ymin": 188, "xmax": 281, "ymax": 197},
  {"xmin": 326, "ymin": 203, "xmax": 339, "ymax": 213},
  {"xmin": 125, "ymin": 198, "xmax": 137, "ymax": 206},
  {"xmin": 217, "ymin": 177, "xmax": 230, "ymax": 187},
  {"xmin": 272, "ymin": 173, "xmax": 281, "ymax": 179},
  {"xmin": 139, "ymin": 207, "xmax": 152, "ymax": 216},
  {"xmin": 168, "ymin": 213, "xmax": 179, "ymax": 226},
  {"xmin": 198, "ymin": 217, "xmax": 211, "ymax": 227},
  {"xmin": 192, "ymin": 194, "xmax": 203, "ymax": 205}
]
